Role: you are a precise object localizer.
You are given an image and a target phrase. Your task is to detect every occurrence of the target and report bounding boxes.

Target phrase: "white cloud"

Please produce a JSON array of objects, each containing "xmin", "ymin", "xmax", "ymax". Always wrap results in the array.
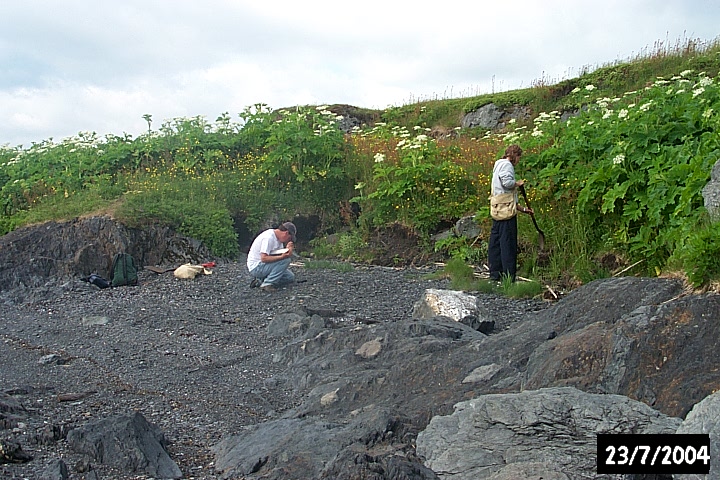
[{"xmin": 1, "ymin": 0, "xmax": 719, "ymax": 147}]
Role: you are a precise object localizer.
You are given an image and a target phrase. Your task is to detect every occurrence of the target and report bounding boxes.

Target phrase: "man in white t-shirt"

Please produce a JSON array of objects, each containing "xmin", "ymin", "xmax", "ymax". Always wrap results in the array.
[{"xmin": 246, "ymin": 222, "xmax": 297, "ymax": 292}]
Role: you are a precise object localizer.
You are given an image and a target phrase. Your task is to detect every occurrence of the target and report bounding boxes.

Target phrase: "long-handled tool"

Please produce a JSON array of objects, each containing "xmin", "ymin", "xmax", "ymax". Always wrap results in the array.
[{"xmin": 518, "ymin": 184, "xmax": 545, "ymax": 250}]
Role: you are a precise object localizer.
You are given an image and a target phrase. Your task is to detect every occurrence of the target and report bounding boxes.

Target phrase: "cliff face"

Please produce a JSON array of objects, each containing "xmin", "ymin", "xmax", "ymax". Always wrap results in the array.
[{"xmin": 0, "ymin": 215, "xmax": 212, "ymax": 294}]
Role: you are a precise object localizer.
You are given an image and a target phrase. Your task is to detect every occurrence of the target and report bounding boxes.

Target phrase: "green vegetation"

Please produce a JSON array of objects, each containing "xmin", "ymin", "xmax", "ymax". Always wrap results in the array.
[{"xmin": 2, "ymin": 36, "xmax": 720, "ymax": 293}]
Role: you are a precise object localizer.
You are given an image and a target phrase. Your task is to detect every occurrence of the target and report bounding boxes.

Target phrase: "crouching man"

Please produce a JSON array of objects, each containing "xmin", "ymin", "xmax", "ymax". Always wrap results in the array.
[{"xmin": 247, "ymin": 222, "xmax": 297, "ymax": 292}]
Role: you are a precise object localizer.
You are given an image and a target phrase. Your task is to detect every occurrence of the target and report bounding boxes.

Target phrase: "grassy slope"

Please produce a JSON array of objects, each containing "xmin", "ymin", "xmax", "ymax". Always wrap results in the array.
[{"xmin": 376, "ymin": 37, "xmax": 720, "ymax": 131}]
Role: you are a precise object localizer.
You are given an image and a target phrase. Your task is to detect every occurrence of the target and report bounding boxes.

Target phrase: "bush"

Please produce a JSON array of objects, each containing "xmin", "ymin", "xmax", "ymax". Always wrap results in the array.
[
  {"xmin": 116, "ymin": 176, "xmax": 238, "ymax": 258},
  {"xmin": 675, "ymin": 220, "xmax": 720, "ymax": 286}
]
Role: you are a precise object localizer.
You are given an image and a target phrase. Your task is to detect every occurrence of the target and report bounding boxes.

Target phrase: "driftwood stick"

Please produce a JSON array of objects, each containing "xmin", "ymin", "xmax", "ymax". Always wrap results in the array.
[{"xmin": 613, "ymin": 259, "xmax": 645, "ymax": 277}]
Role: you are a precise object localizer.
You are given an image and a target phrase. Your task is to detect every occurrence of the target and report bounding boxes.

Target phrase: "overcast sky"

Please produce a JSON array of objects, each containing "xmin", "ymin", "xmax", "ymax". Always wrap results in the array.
[{"xmin": 2, "ymin": 0, "xmax": 719, "ymax": 148}]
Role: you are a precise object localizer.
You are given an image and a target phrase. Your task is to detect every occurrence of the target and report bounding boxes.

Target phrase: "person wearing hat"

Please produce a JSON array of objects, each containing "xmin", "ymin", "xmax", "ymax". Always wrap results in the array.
[{"xmin": 246, "ymin": 222, "xmax": 297, "ymax": 292}]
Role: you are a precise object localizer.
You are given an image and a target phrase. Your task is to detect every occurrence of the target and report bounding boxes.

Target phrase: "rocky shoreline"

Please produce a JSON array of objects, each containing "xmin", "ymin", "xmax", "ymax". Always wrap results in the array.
[
  {"xmin": 3, "ymin": 224, "xmax": 720, "ymax": 479},
  {"xmin": 0, "ymin": 258, "xmax": 545, "ymax": 479}
]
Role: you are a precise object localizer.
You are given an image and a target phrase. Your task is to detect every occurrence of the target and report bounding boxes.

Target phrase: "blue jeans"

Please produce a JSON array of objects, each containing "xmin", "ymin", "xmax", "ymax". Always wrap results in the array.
[{"xmin": 249, "ymin": 258, "xmax": 295, "ymax": 287}]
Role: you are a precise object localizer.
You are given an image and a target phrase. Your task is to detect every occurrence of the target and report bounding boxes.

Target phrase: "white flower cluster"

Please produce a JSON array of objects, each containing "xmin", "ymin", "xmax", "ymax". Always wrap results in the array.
[
  {"xmin": 396, "ymin": 134, "xmax": 429, "ymax": 151},
  {"xmin": 698, "ymin": 76, "xmax": 713, "ymax": 87},
  {"xmin": 361, "ymin": 122, "xmax": 413, "ymax": 139}
]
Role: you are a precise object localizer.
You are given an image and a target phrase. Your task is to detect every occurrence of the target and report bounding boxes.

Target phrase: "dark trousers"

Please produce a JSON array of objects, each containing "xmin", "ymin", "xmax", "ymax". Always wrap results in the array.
[{"xmin": 488, "ymin": 216, "xmax": 517, "ymax": 281}]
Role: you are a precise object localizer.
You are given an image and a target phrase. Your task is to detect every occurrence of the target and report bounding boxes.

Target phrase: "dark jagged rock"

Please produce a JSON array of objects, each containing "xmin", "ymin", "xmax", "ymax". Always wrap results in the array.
[
  {"xmin": 39, "ymin": 458, "xmax": 69, "ymax": 480},
  {"xmin": 66, "ymin": 411, "xmax": 182, "ymax": 479},
  {"xmin": 0, "ymin": 215, "xmax": 213, "ymax": 303},
  {"xmin": 214, "ymin": 277, "xmax": 720, "ymax": 478},
  {"xmin": 0, "ymin": 440, "xmax": 33, "ymax": 464},
  {"xmin": 523, "ymin": 279, "xmax": 720, "ymax": 417},
  {"xmin": 416, "ymin": 387, "xmax": 681, "ymax": 479}
]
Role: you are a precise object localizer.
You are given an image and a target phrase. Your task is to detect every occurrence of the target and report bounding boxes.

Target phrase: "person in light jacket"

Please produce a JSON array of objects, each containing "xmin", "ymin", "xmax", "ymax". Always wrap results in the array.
[{"xmin": 488, "ymin": 145, "xmax": 533, "ymax": 282}]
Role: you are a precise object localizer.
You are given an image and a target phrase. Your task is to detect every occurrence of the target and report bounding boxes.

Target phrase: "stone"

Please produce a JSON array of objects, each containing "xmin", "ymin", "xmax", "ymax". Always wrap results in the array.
[
  {"xmin": 676, "ymin": 390, "xmax": 720, "ymax": 479},
  {"xmin": 411, "ymin": 289, "xmax": 479, "ymax": 323},
  {"xmin": 415, "ymin": 387, "xmax": 681, "ymax": 479},
  {"xmin": 462, "ymin": 363, "xmax": 502, "ymax": 384},
  {"xmin": 81, "ymin": 316, "xmax": 110, "ymax": 326},
  {"xmin": 39, "ymin": 458, "xmax": 69, "ymax": 480},
  {"xmin": 702, "ymin": 158, "xmax": 720, "ymax": 220},
  {"xmin": 38, "ymin": 354, "xmax": 66, "ymax": 366},
  {"xmin": 66, "ymin": 411, "xmax": 181, "ymax": 479},
  {"xmin": 461, "ymin": 103, "xmax": 504, "ymax": 129},
  {"xmin": 454, "ymin": 215, "xmax": 480, "ymax": 239},
  {"xmin": 355, "ymin": 337, "xmax": 383, "ymax": 359}
]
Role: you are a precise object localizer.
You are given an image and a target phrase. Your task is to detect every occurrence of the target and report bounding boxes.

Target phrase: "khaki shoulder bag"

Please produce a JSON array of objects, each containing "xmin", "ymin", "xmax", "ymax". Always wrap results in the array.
[{"xmin": 489, "ymin": 192, "xmax": 517, "ymax": 221}]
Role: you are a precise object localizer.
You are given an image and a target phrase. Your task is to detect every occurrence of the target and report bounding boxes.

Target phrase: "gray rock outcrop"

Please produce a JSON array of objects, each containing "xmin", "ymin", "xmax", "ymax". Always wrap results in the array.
[
  {"xmin": 461, "ymin": 103, "xmax": 504, "ymax": 129},
  {"xmin": 415, "ymin": 387, "xmax": 682, "ymax": 479},
  {"xmin": 212, "ymin": 276, "xmax": 720, "ymax": 478},
  {"xmin": 461, "ymin": 104, "xmax": 531, "ymax": 130},
  {"xmin": 676, "ymin": 390, "xmax": 720, "ymax": 479},
  {"xmin": 0, "ymin": 215, "xmax": 213, "ymax": 300},
  {"xmin": 453, "ymin": 215, "xmax": 481, "ymax": 239},
  {"xmin": 66, "ymin": 411, "xmax": 182, "ymax": 479},
  {"xmin": 523, "ymin": 278, "xmax": 720, "ymax": 417},
  {"xmin": 703, "ymin": 158, "xmax": 720, "ymax": 220}
]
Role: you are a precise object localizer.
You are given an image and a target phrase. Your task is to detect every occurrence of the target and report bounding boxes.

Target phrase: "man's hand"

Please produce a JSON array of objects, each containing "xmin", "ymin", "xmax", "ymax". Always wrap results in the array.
[{"xmin": 285, "ymin": 242, "xmax": 295, "ymax": 258}]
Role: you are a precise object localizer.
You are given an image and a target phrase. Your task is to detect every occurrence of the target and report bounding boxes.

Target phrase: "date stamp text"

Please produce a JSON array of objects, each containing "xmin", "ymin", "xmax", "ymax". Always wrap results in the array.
[{"xmin": 597, "ymin": 433, "xmax": 710, "ymax": 474}]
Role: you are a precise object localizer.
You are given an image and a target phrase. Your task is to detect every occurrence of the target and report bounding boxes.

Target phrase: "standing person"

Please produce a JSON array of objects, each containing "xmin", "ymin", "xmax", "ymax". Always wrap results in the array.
[
  {"xmin": 247, "ymin": 222, "xmax": 297, "ymax": 292},
  {"xmin": 488, "ymin": 145, "xmax": 533, "ymax": 282}
]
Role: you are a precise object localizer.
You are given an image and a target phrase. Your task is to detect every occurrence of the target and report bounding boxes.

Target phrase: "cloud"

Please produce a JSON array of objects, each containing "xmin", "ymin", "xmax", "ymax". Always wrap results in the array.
[{"xmin": 1, "ymin": 0, "xmax": 719, "ymax": 147}]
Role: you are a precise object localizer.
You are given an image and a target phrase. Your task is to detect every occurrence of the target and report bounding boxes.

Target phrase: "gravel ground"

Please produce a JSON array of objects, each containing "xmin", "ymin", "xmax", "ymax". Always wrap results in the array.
[{"xmin": 0, "ymin": 258, "xmax": 545, "ymax": 479}]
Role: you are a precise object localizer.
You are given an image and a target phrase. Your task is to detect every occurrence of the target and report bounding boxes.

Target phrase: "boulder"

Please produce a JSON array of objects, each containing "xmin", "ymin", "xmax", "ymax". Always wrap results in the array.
[
  {"xmin": 461, "ymin": 103, "xmax": 504, "ymax": 129},
  {"xmin": 702, "ymin": 158, "xmax": 720, "ymax": 220},
  {"xmin": 461, "ymin": 104, "xmax": 532, "ymax": 130},
  {"xmin": 415, "ymin": 387, "xmax": 682, "ymax": 479},
  {"xmin": 676, "ymin": 390, "xmax": 720, "ymax": 479},
  {"xmin": 39, "ymin": 458, "xmax": 69, "ymax": 480},
  {"xmin": 412, "ymin": 288, "xmax": 495, "ymax": 333},
  {"xmin": 412, "ymin": 288, "xmax": 478, "ymax": 322},
  {"xmin": 213, "ymin": 409, "xmax": 428, "ymax": 479},
  {"xmin": 0, "ymin": 215, "xmax": 213, "ymax": 295},
  {"xmin": 454, "ymin": 215, "xmax": 480, "ymax": 239},
  {"xmin": 66, "ymin": 411, "xmax": 181, "ymax": 479},
  {"xmin": 523, "ymin": 281, "xmax": 720, "ymax": 417}
]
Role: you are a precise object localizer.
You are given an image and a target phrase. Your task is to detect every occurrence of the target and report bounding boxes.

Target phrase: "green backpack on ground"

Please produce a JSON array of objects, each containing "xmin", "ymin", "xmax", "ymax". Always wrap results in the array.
[{"xmin": 110, "ymin": 253, "xmax": 139, "ymax": 287}]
